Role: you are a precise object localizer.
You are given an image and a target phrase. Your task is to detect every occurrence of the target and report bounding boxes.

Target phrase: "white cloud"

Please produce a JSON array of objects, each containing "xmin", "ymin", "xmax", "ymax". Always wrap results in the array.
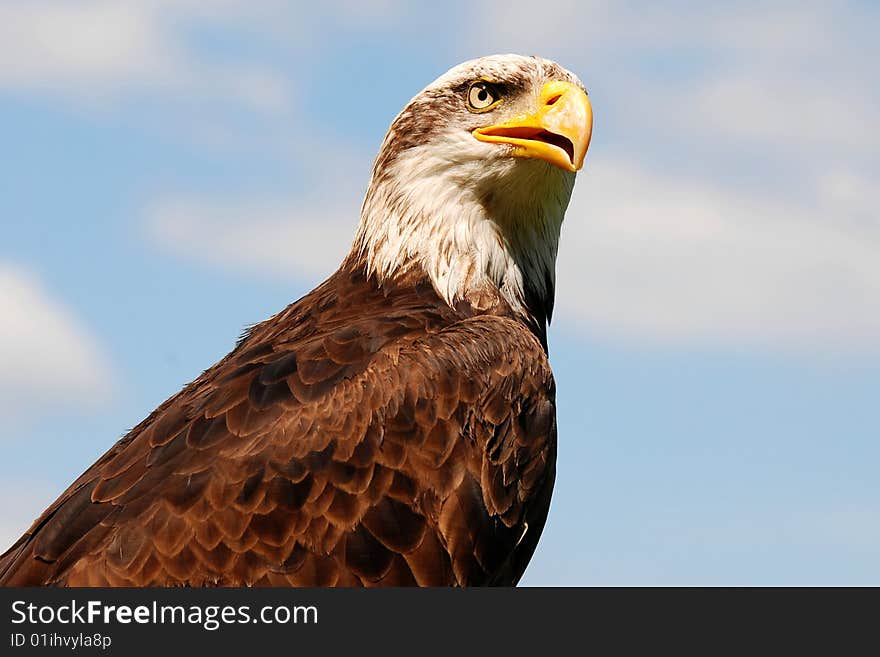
[
  {"xmin": 0, "ymin": 480, "xmax": 56, "ymax": 554},
  {"xmin": 556, "ymin": 160, "xmax": 880, "ymax": 353},
  {"xmin": 145, "ymin": 135, "xmax": 371, "ymax": 280},
  {"xmin": 0, "ymin": 263, "xmax": 115, "ymax": 423},
  {"xmin": 0, "ymin": 0, "xmax": 292, "ymax": 112},
  {"xmin": 147, "ymin": 197, "xmax": 358, "ymax": 281},
  {"xmin": 682, "ymin": 74, "xmax": 880, "ymax": 152},
  {"xmin": 0, "ymin": 3, "xmax": 168, "ymax": 81},
  {"xmin": 467, "ymin": 1, "xmax": 879, "ymax": 154},
  {"xmin": 0, "ymin": 0, "xmax": 409, "ymax": 113},
  {"xmin": 817, "ymin": 168, "xmax": 877, "ymax": 221}
]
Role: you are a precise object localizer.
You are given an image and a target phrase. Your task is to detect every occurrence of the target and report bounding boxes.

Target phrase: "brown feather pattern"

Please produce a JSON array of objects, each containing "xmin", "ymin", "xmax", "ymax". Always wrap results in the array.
[{"xmin": 0, "ymin": 263, "xmax": 556, "ymax": 587}]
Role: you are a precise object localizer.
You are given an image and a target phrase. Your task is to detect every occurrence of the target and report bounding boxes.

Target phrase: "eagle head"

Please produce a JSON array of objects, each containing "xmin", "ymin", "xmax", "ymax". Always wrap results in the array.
[{"xmin": 351, "ymin": 54, "xmax": 592, "ymax": 327}]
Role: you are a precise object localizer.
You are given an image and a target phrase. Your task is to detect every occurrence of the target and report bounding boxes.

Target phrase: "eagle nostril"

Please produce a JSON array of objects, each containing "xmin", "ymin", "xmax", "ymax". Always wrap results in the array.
[{"xmin": 546, "ymin": 94, "xmax": 562, "ymax": 106}]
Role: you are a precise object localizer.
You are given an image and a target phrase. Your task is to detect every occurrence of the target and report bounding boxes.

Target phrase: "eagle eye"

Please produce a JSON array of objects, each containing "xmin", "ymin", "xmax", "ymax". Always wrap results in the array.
[{"xmin": 466, "ymin": 81, "xmax": 501, "ymax": 112}]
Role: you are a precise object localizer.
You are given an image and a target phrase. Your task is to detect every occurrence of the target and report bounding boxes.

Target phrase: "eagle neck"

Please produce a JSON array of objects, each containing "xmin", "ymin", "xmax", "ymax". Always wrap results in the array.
[{"xmin": 348, "ymin": 148, "xmax": 570, "ymax": 343}]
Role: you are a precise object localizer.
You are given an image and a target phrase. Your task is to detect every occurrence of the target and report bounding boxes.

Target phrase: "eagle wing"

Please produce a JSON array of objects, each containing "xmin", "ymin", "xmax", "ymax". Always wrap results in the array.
[{"xmin": 0, "ymin": 296, "xmax": 556, "ymax": 587}]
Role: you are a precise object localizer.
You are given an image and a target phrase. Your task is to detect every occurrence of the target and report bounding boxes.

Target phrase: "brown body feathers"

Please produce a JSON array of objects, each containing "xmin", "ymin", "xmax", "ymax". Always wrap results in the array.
[{"xmin": 0, "ymin": 264, "xmax": 556, "ymax": 586}]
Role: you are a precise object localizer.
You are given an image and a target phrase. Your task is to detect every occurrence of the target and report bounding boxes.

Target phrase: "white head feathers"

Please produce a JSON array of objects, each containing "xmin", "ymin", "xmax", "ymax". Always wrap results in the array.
[{"xmin": 351, "ymin": 54, "xmax": 584, "ymax": 321}]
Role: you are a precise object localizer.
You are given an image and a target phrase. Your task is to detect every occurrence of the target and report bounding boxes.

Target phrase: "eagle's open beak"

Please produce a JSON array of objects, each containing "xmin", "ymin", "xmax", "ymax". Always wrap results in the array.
[{"xmin": 473, "ymin": 81, "xmax": 592, "ymax": 172}]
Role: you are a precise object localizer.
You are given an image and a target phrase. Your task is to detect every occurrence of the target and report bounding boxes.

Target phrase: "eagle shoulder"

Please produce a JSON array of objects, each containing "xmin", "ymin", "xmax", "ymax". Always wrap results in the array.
[{"xmin": 0, "ymin": 275, "xmax": 556, "ymax": 586}]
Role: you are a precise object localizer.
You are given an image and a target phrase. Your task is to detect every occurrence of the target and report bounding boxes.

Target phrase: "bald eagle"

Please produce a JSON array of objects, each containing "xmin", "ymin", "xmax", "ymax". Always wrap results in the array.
[{"xmin": 0, "ymin": 54, "xmax": 592, "ymax": 586}]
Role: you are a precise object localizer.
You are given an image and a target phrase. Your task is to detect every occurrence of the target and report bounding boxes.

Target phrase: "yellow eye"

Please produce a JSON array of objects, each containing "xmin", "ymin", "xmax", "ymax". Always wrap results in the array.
[{"xmin": 467, "ymin": 81, "xmax": 500, "ymax": 112}]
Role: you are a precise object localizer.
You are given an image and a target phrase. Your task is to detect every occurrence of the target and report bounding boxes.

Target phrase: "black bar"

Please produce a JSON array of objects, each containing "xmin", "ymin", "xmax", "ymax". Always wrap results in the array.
[{"xmin": 0, "ymin": 587, "xmax": 869, "ymax": 654}]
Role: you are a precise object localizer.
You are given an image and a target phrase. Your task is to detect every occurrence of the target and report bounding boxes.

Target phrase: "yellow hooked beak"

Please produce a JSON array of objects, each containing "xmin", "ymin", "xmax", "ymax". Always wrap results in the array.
[{"xmin": 473, "ymin": 81, "xmax": 592, "ymax": 172}]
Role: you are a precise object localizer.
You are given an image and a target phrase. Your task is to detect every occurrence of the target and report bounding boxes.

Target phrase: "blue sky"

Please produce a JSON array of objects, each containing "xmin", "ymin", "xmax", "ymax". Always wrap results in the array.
[{"xmin": 1, "ymin": 1, "xmax": 878, "ymax": 585}]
